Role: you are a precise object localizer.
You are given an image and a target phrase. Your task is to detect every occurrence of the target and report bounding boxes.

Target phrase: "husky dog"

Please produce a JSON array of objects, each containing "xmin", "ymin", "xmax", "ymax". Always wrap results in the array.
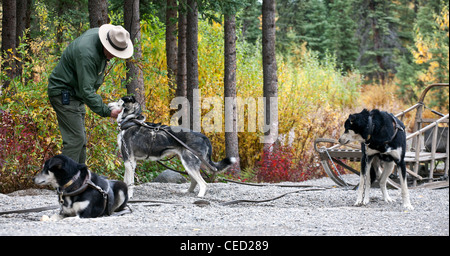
[
  {"xmin": 338, "ymin": 109, "xmax": 413, "ymax": 210},
  {"xmin": 34, "ymin": 155, "xmax": 128, "ymax": 219},
  {"xmin": 108, "ymin": 96, "xmax": 236, "ymax": 198}
]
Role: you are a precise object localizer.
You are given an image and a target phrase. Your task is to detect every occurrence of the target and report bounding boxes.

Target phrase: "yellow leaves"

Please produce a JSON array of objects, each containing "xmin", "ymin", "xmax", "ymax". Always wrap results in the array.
[
  {"xmin": 413, "ymin": 39, "xmax": 431, "ymax": 65},
  {"xmin": 211, "ymin": 20, "xmax": 223, "ymax": 30},
  {"xmin": 436, "ymin": 4, "xmax": 449, "ymax": 34},
  {"xmin": 411, "ymin": 4, "xmax": 449, "ymax": 85},
  {"xmin": 359, "ymin": 83, "xmax": 405, "ymax": 113}
]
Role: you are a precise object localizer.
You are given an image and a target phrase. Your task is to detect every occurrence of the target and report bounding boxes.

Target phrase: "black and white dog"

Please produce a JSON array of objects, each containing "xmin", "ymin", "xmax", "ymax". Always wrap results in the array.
[
  {"xmin": 338, "ymin": 109, "xmax": 413, "ymax": 210},
  {"xmin": 108, "ymin": 96, "xmax": 236, "ymax": 198},
  {"xmin": 34, "ymin": 155, "xmax": 129, "ymax": 219}
]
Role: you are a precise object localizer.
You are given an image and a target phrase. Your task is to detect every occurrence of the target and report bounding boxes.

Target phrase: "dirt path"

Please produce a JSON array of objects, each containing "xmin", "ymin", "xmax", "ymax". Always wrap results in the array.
[{"xmin": 1, "ymin": 175, "xmax": 448, "ymax": 236}]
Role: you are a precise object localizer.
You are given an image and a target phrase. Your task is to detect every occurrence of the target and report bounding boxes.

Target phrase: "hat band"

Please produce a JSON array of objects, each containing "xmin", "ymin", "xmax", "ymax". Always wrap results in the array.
[{"xmin": 106, "ymin": 31, "xmax": 128, "ymax": 51}]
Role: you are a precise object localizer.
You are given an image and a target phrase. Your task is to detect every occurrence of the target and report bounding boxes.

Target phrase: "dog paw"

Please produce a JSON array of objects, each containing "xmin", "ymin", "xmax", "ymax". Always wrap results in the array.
[
  {"xmin": 63, "ymin": 216, "xmax": 81, "ymax": 221},
  {"xmin": 383, "ymin": 196, "xmax": 394, "ymax": 203},
  {"xmin": 354, "ymin": 201, "xmax": 363, "ymax": 207},
  {"xmin": 128, "ymin": 189, "xmax": 134, "ymax": 199},
  {"xmin": 403, "ymin": 203, "xmax": 414, "ymax": 210},
  {"xmin": 362, "ymin": 197, "xmax": 370, "ymax": 205},
  {"xmin": 354, "ymin": 199, "xmax": 369, "ymax": 206},
  {"xmin": 42, "ymin": 214, "xmax": 63, "ymax": 221}
]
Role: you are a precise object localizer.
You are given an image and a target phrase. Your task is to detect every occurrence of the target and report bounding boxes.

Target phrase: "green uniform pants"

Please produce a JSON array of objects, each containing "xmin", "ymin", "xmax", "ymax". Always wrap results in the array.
[{"xmin": 49, "ymin": 95, "xmax": 87, "ymax": 164}]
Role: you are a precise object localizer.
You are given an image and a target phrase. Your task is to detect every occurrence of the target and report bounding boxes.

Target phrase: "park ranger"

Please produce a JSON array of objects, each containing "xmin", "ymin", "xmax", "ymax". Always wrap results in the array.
[{"xmin": 47, "ymin": 24, "xmax": 134, "ymax": 164}]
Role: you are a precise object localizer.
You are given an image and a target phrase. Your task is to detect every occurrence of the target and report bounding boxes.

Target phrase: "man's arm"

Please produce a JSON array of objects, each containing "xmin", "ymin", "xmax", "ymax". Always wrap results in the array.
[{"xmin": 74, "ymin": 56, "xmax": 112, "ymax": 117}]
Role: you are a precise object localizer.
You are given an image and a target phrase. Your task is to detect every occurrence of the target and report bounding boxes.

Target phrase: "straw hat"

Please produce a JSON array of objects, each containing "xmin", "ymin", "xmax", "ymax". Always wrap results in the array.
[{"xmin": 99, "ymin": 24, "xmax": 133, "ymax": 59}]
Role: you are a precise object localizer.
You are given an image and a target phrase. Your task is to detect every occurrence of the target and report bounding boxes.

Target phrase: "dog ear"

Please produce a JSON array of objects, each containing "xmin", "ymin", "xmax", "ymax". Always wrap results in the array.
[
  {"xmin": 349, "ymin": 114, "xmax": 356, "ymax": 123},
  {"xmin": 121, "ymin": 96, "xmax": 136, "ymax": 103},
  {"xmin": 77, "ymin": 163, "xmax": 88, "ymax": 172},
  {"xmin": 361, "ymin": 109, "xmax": 370, "ymax": 115},
  {"xmin": 48, "ymin": 157, "xmax": 64, "ymax": 171}
]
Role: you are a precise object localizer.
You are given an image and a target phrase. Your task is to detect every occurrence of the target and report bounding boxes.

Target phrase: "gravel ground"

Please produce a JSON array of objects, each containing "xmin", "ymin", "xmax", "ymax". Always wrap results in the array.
[{"xmin": 0, "ymin": 175, "xmax": 448, "ymax": 236}]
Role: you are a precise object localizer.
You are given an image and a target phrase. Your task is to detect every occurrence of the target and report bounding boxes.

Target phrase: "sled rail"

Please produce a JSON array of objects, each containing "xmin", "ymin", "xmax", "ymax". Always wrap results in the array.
[{"xmin": 314, "ymin": 83, "xmax": 449, "ymax": 188}]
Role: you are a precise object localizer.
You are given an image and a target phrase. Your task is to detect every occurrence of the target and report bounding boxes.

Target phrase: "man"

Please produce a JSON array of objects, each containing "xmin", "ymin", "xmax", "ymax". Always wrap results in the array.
[{"xmin": 48, "ymin": 24, "xmax": 134, "ymax": 164}]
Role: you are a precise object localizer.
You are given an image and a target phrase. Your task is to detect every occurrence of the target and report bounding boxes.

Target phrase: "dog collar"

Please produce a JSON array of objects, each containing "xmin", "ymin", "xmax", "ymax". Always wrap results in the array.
[
  {"xmin": 61, "ymin": 171, "xmax": 81, "ymax": 190},
  {"xmin": 57, "ymin": 170, "xmax": 91, "ymax": 197}
]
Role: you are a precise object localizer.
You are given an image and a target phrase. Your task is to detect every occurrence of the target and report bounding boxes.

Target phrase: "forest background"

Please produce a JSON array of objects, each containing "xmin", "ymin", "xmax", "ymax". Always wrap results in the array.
[{"xmin": 0, "ymin": 0, "xmax": 448, "ymax": 193}]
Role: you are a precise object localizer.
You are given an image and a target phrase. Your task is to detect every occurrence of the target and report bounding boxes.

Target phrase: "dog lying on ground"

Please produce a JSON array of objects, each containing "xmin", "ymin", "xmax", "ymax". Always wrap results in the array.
[
  {"xmin": 338, "ymin": 109, "xmax": 413, "ymax": 210},
  {"xmin": 108, "ymin": 96, "xmax": 236, "ymax": 198},
  {"xmin": 34, "ymin": 155, "xmax": 129, "ymax": 219}
]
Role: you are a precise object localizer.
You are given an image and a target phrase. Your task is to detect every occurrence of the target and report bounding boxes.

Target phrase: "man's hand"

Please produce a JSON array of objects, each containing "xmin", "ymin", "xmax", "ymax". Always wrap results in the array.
[{"xmin": 110, "ymin": 109, "xmax": 121, "ymax": 119}]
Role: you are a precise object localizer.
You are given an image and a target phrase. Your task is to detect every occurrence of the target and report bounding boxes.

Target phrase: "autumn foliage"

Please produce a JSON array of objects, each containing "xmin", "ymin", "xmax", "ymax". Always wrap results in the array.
[{"xmin": 1, "ymin": 4, "xmax": 447, "ymax": 192}]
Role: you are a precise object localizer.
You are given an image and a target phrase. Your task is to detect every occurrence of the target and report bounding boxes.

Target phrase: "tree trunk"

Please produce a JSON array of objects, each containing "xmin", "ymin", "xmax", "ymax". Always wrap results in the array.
[
  {"xmin": 173, "ymin": 0, "xmax": 188, "ymax": 126},
  {"xmin": 369, "ymin": 0, "xmax": 385, "ymax": 85},
  {"xmin": 262, "ymin": 0, "xmax": 278, "ymax": 149},
  {"xmin": 88, "ymin": 0, "xmax": 109, "ymax": 28},
  {"xmin": 166, "ymin": 0, "xmax": 178, "ymax": 90},
  {"xmin": 55, "ymin": 1, "xmax": 65, "ymax": 47},
  {"xmin": 15, "ymin": 0, "xmax": 31, "ymax": 44},
  {"xmin": 124, "ymin": 0, "xmax": 145, "ymax": 107},
  {"xmin": 1, "ymin": 0, "xmax": 17, "ymax": 89},
  {"xmin": 15, "ymin": 0, "xmax": 32, "ymax": 78},
  {"xmin": 224, "ymin": 14, "xmax": 241, "ymax": 173},
  {"xmin": 186, "ymin": 0, "xmax": 199, "ymax": 131},
  {"xmin": 176, "ymin": 0, "xmax": 187, "ymax": 98}
]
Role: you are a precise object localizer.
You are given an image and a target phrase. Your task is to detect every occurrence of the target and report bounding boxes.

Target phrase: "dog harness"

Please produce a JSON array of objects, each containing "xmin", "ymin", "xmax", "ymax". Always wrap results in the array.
[
  {"xmin": 366, "ymin": 113, "xmax": 404, "ymax": 145},
  {"xmin": 57, "ymin": 170, "xmax": 111, "ymax": 217},
  {"xmin": 118, "ymin": 118, "xmax": 218, "ymax": 173}
]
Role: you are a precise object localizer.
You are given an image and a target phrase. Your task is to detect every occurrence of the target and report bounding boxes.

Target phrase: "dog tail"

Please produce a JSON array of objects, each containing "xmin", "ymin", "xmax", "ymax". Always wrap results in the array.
[{"xmin": 209, "ymin": 157, "xmax": 237, "ymax": 172}]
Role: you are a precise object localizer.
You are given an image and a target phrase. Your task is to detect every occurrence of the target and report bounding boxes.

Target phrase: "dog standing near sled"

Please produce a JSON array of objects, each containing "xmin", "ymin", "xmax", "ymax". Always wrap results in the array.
[
  {"xmin": 108, "ymin": 96, "xmax": 236, "ymax": 198},
  {"xmin": 338, "ymin": 109, "xmax": 414, "ymax": 210}
]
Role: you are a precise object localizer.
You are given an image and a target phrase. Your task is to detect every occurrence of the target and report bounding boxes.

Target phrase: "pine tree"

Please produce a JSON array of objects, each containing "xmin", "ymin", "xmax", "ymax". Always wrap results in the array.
[
  {"xmin": 238, "ymin": 0, "xmax": 262, "ymax": 46},
  {"xmin": 325, "ymin": 0, "xmax": 359, "ymax": 72},
  {"xmin": 262, "ymin": 0, "xmax": 279, "ymax": 148},
  {"xmin": 301, "ymin": 0, "xmax": 329, "ymax": 59},
  {"xmin": 124, "ymin": 0, "xmax": 145, "ymax": 106},
  {"xmin": 354, "ymin": 0, "xmax": 402, "ymax": 84},
  {"xmin": 393, "ymin": 0, "xmax": 418, "ymax": 101},
  {"xmin": 276, "ymin": 0, "xmax": 306, "ymax": 56},
  {"xmin": 397, "ymin": 0, "xmax": 449, "ymax": 105},
  {"xmin": 1, "ymin": 0, "xmax": 17, "ymax": 89}
]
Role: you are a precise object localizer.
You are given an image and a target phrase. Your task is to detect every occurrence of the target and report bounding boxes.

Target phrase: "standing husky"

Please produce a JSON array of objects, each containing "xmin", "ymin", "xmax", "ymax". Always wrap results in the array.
[
  {"xmin": 338, "ymin": 109, "xmax": 413, "ymax": 210},
  {"xmin": 108, "ymin": 96, "xmax": 236, "ymax": 198}
]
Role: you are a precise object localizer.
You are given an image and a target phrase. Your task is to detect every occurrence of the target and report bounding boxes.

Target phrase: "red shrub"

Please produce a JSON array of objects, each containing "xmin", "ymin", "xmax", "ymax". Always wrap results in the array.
[
  {"xmin": 255, "ymin": 144, "xmax": 325, "ymax": 183},
  {"xmin": 0, "ymin": 110, "xmax": 55, "ymax": 193}
]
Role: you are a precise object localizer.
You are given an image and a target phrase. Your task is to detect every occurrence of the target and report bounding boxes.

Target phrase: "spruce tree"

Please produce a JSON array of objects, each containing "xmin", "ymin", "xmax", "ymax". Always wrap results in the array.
[
  {"xmin": 276, "ymin": 0, "xmax": 306, "ymax": 56},
  {"xmin": 238, "ymin": 0, "xmax": 262, "ymax": 45},
  {"xmin": 354, "ymin": 0, "xmax": 402, "ymax": 84},
  {"xmin": 301, "ymin": 0, "xmax": 329, "ymax": 59},
  {"xmin": 325, "ymin": 0, "xmax": 359, "ymax": 72},
  {"xmin": 397, "ymin": 1, "xmax": 449, "ymax": 104},
  {"xmin": 394, "ymin": 0, "xmax": 418, "ymax": 101}
]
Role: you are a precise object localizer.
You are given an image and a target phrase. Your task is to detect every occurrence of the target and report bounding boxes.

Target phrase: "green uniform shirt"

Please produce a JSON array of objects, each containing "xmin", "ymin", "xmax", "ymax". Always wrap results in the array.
[{"xmin": 48, "ymin": 28, "xmax": 111, "ymax": 117}]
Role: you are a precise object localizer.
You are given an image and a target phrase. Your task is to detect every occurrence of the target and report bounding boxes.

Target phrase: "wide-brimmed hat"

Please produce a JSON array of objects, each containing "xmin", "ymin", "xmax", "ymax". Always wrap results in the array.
[{"xmin": 99, "ymin": 24, "xmax": 133, "ymax": 59}]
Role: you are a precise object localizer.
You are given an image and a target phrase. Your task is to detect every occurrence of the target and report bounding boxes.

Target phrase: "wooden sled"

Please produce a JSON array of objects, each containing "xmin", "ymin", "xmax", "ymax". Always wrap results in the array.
[{"xmin": 314, "ymin": 83, "xmax": 449, "ymax": 189}]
